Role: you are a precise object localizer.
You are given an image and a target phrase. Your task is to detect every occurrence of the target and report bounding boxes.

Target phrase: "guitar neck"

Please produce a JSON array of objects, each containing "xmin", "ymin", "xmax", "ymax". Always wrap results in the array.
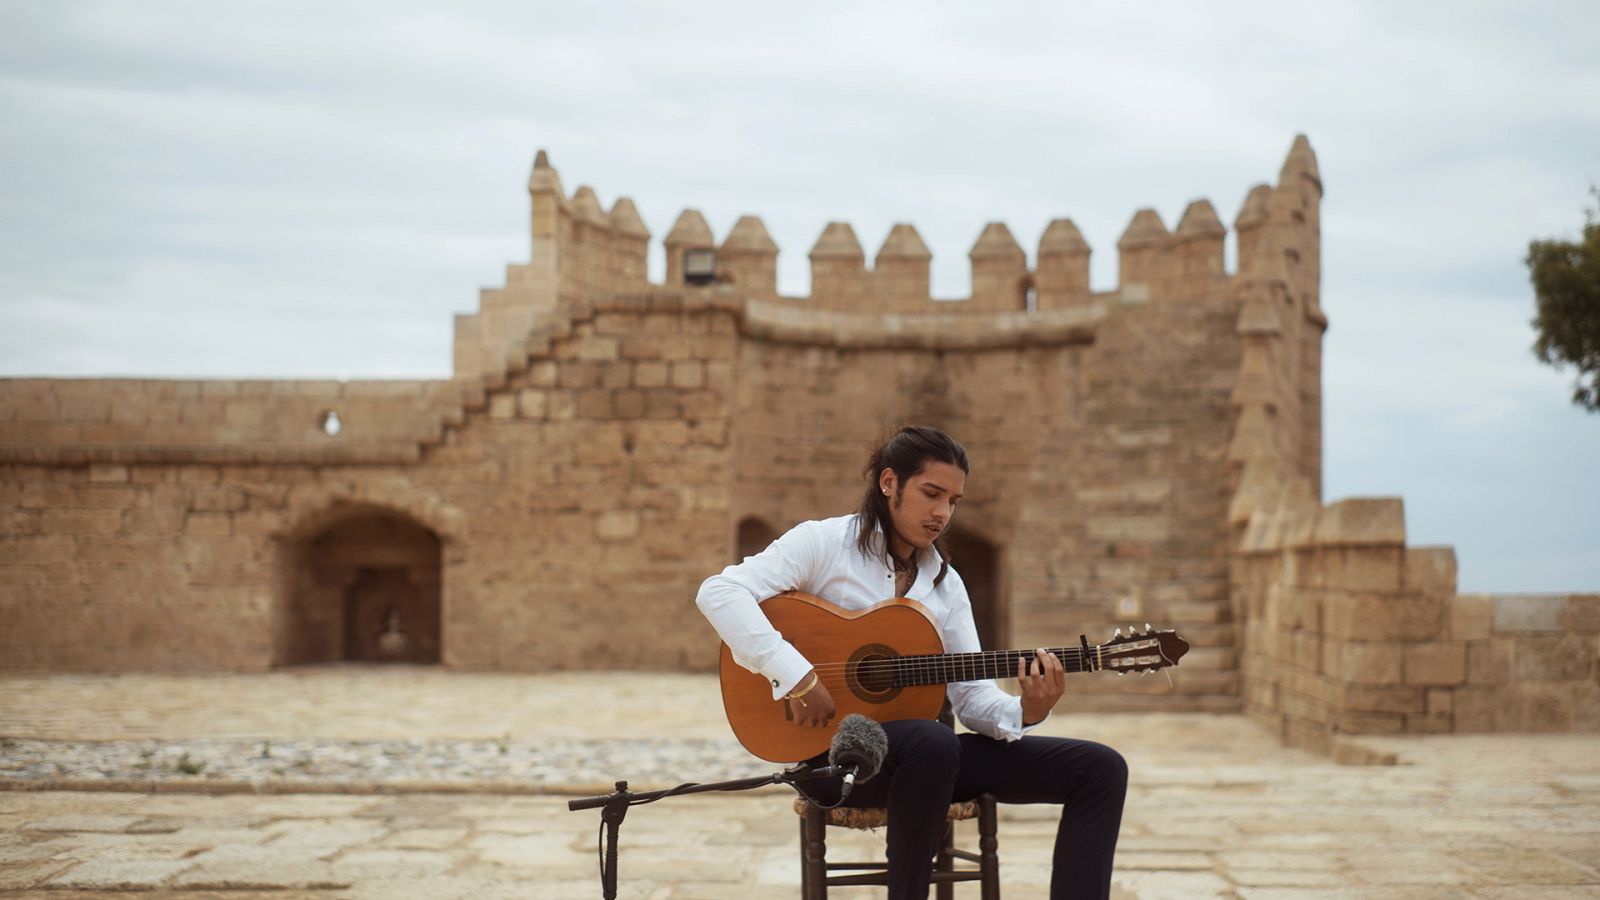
[{"xmin": 892, "ymin": 647, "xmax": 1099, "ymax": 686}]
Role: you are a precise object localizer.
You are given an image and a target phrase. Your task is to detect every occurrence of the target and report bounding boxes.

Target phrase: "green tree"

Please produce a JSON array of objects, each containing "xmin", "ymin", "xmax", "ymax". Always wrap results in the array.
[{"xmin": 1528, "ymin": 190, "xmax": 1600, "ymax": 413}]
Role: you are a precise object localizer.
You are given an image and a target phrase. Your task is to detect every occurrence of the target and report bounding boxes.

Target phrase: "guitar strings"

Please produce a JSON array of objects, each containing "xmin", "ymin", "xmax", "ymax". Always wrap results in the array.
[
  {"xmin": 802, "ymin": 647, "xmax": 1096, "ymax": 674},
  {"xmin": 790, "ymin": 648, "xmax": 1140, "ymax": 688}
]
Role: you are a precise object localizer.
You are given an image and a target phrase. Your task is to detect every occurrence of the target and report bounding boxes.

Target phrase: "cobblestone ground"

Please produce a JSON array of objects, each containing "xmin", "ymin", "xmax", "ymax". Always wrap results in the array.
[{"xmin": 2, "ymin": 667, "xmax": 1598, "ymax": 898}]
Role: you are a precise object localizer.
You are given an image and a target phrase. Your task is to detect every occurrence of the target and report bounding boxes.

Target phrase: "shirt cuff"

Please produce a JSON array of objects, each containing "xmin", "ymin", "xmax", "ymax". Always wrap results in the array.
[
  {"xmin": 763, "ymin": 643, "xmax": 815, "ymax": 701},
  {"xmin": 1000, "ymin": 697, "xmax": 1046, "ymax": 741}
]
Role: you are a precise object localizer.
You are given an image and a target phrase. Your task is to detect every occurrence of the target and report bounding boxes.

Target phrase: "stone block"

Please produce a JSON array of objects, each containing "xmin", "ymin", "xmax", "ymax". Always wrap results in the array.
[
  {"xmin": 1402, "ymin": 545, "xmax": 1456, "ymax": 594},
  {"xmin": 517, "ymin": 389, "xmax": 547, "ymax": 419},
  {"xmin": 528, "ymin": 361, "xmax": 559, "ymax": 387},
  {"xmin": 1512, "ymin": 634, "xmax": 1593, "ymax": 681},
  {"xmin": 633, "ymin": 362, "xmax": 669, "ymax": 388},
  {"xmin": 1323, "ymin": 592, "xmax": 1441, "ymax": 641},
  {"xmin": 1334, "ymin": 710, "xmax": 1404, "ymax": 734},
  {"xmin": 41, "ymin": 508, "xmax": 122, "ymax": 536},
  {"xmin": 1289, "ymin": 631, "xmax": 1319, "ymax": 669},
  {"xmin": 178, "ymin": 467, "xmax": 221, "ymax": 486},
  {"xmin": 1425, "ymin": 687, "xmax": 1452, "ymax": 715},
  {"xmin": 1403, "ymin": 642, "xmax": 1466, "ymax": 685},
  {"xmin": 1568, "ymin": 594, "xmax": 1600, "ymax": 631},
  {"xmin": 558, "ymin": 362, "xmax": 598, "ymax": 389},
  {"xmin": 576, "ymin": 389, "xmax": 613, "ymax": 419},
  {"xmin": 190, "ymin": 486, "xmax": 247, "ymax": 512},
  {"xmin": 488, "ymin": 394, "xmax": 516, "ymax": 419},
  {"xmin": 1467, "ymin": 640, "xmax": 1511, "ymax": 684},
  {"xmin": 1492, "ymin": 594, "xmax": 1567, "ymax": 632},
  {"xmin": 613, "ymin": 390, "xmax": 646, "ymax": 419},
  {"xmin": 1320, "ymin": 637, "xmax": 1342, "ymax": 678},
  {"xmin": 1574, "ymin": 680, "xmax": 1600, "ymax": 730},
  {"xmin": 183, "ymin": 512, "xmax": 233, "ymax": 537},
  {"xmin": 1312, "ymin": 497, "xmax": 1405, "ymax": 546},
  {"xmin": 1318, "ymin": 547, "xmax": 1403, "ymax": 593},
  {"xmin": 599, "ymin": 362, "xmax": 632, "ymax": 389},
  {"xmin": 1506, "ymin": 682, "xmax": 1575, "ymax": 731},
  {"xmin": 88, "ymin": 464, "xmax": 130, "ymax": 483},
  {"xmin": 1339, "ymin": 642, "xmax": 1402, "ymax": 684},
  {"xmin": 595, "ymin": 510, "xmax": 639, "ymax": 541},
  {"xmin": 619, "ymin": 337, "xmax": 662, "ymax": 360},
  {"xmin": 670, "ymin": 361, "xmax": 705, "ymax": 389},
  {"xmin": 546, "ymin": 392, "xmax": 575, "ymax": 420},
  {"xmin": 1339, "ymin": 684, "xmax": 1425, "ymax": 714},
  {"xmin": 1450, "ymin": 594, "xmax": 1493, "ymax": 640},
  {"xmin": 1452, "ymin": 686, "xmax": 1499, "ymax": 731},
  {"xmin": 575, "ymin": 337, "xmax": 620, "ymax": 362}
]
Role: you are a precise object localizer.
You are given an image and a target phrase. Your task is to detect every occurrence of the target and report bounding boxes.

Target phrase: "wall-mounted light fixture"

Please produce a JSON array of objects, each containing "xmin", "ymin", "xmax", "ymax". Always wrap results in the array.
[{"xmin": 683, "ymin": 248, "xmax": 717, "ymax": 286}]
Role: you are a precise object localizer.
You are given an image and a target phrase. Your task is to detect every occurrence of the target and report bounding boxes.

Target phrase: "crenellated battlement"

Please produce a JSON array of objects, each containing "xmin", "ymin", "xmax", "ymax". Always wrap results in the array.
[{"xmin": 486, "ymin": 135, "xmax": 1321, "ymax": 328}]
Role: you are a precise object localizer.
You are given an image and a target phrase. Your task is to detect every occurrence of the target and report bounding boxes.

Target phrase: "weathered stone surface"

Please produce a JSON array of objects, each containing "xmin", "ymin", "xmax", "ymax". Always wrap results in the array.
[
  {"xmin": 1451, "ymin": 594, "xmax": 1494, "ymax": 641},
  {"xmin": 1340, "ymin": 643, "xmax": 1403, "ymax": 684},
  {"xmin": 1313, "ymin": 498, "xmax": 1405, "ymax": 546},
  {"xmin": 5, "ymin": 668, "xmax": 1600, "ymax": 897},
  {"xmin": 1513, "ymin": 635, "xmax": 1594, "ymax": 682},
  {"xmin": 45, "ymin": 857, "xmax": 195, "ymax": 889},
  {"xmin": 1493, "ymin": 595, "xmax": 1567, "ymax": 633},
  {"xmin": 1468, "ymin": 640, "xmax": 1513, "ymax": 685},
  {"xmin": 1404, "ymin": 642, "xmax": 1466, "ymax": 686}
]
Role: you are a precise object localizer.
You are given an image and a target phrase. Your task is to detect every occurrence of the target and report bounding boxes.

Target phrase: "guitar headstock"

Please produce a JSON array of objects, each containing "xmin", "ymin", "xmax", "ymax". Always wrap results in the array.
[{"xmin": 1098, "ymin": 625, "xmax": 1189, "ymax": 674}]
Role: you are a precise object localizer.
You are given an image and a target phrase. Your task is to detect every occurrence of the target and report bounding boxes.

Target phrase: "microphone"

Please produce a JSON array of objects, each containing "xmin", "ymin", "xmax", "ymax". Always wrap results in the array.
[{"xmin": 828, "ymin": 714, "xmax": 888, "ymax": 800}]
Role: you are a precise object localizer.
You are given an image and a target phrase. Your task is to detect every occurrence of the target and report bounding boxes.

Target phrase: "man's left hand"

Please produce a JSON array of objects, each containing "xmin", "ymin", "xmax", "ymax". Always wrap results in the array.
[{"xmin": 1018, "ymin": 648, "xmax": 1065, "ymax": 726}]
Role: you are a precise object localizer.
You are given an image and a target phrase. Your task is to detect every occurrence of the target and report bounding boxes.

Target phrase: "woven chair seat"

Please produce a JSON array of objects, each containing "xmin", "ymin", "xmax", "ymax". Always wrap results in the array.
[{"xmin": 792, "ymin": 798, "xmax": 982, "ymax": 830}]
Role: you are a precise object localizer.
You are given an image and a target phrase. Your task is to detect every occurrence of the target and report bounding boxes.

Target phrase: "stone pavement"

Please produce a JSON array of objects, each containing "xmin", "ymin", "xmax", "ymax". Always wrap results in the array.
[{"xmin": 2, "ymin": 667, "xmax": 1599, "ymax": 898}]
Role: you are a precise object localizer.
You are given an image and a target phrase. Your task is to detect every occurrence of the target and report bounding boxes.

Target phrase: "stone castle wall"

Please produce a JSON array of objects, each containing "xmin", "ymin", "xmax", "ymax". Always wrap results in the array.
[
  {"xmin": 1235, "ymin": 497, "xmax": 1600, "ymax": 747},
  {"xmin": 3, "ymin": 136, "xmax": 1592, "ymax": 739}
]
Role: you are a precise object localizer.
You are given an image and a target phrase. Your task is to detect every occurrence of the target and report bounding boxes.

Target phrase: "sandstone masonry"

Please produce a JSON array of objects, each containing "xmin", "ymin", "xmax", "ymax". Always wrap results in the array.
[{"xmin": 1, "ymin": 136, "xmax": 1592, "ymax": 744}]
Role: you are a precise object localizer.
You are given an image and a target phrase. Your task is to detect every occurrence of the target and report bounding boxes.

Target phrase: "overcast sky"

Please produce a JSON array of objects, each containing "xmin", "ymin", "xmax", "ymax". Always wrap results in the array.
[{"xmin": 2, "ymin": 1, "xmax": 1596, "ymax": 592}]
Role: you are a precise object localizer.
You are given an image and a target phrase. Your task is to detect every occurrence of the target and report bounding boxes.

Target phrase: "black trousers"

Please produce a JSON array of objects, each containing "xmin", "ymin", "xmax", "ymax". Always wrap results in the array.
[{"xmin": 806, "ymin": 719, "xmax": 1127, "ymax": 900}]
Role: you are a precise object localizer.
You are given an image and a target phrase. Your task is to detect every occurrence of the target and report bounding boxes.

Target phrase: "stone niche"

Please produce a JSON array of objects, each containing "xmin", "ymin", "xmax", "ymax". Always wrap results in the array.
[{"xmin": 278, "ymin": 504, "xmax": 442, "ymax": 665}]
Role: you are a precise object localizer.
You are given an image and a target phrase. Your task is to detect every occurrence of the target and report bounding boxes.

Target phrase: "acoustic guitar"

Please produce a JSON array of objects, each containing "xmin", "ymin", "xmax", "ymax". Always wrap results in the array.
[{"xmin": 719, "ymin": 592, "xmax": 1191, "ymax": 762}]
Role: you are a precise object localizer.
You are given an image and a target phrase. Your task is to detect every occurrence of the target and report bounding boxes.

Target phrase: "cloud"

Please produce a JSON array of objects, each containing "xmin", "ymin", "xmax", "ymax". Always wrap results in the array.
[{"xmin": 0, "ymin": 0, "xmax": 1596, "ymax": 590}]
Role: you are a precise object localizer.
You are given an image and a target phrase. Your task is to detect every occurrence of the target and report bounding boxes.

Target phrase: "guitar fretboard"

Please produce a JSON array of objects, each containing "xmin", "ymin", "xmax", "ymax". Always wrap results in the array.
[{"xmin": 890, "ymin": 647, "xmax": 1096, "ymax": 686}]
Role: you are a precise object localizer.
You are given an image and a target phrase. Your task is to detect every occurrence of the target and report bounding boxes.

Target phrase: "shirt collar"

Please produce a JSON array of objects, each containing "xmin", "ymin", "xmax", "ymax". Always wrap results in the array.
[{"xmin": 849, "ymin": 514, "xmax": 945, "ymax": 585}]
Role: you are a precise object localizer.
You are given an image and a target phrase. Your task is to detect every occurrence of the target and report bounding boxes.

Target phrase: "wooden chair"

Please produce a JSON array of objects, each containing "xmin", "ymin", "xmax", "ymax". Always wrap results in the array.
[{"xmin": 794, "ymin": 792, "xmax": 999, "ymax": 899}]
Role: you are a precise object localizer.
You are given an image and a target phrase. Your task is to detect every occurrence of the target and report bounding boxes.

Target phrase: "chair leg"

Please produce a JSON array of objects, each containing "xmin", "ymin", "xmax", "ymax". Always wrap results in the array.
[
  {"xmin": 978, "ymin": 794, "xmax": 1000, "ymax": 900},
  {"xmin": 935, "ymin": 820, "xmax": 955, "ymax": 900},
  {"xmin": 801, "ymin": 803, "xmax": 828, "ymax": 900}
]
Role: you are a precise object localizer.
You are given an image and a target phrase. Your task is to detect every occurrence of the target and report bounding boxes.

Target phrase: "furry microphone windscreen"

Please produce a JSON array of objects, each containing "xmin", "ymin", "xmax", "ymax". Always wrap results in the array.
[{"xmin": 828, "ymin": 713, "xmax": 889, "ymax": 783}]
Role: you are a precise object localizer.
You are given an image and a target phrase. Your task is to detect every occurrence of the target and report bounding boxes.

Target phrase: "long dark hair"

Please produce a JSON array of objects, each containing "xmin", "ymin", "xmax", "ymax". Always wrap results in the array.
[{"xmin": 856, "ymin": 425, "xmax": 970, "ymax": 585}]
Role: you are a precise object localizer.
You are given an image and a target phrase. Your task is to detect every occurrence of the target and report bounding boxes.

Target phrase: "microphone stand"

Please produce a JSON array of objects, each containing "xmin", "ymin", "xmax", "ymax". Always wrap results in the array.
[{"xmin": 567, "ymin": 764, "xmax": 843, "ymax": 900}]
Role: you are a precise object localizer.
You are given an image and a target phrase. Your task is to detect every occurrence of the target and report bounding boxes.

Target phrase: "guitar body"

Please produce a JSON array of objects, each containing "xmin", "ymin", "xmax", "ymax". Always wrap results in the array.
[{"xmin": 719, "ymin": 592, "xmax": 947, "ymax": 762}]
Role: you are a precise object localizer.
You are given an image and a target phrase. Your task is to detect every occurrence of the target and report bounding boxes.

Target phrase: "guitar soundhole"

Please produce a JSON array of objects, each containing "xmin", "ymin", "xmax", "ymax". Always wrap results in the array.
[{"xmin": 846, "ymin": 644, "xmax": 902, "ymax": 703}]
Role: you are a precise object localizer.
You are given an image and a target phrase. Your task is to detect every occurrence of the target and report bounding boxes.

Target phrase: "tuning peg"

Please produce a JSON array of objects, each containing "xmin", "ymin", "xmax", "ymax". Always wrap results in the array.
[
  {"xmin": 1113, "ymin": 627, "xmax": 1121, "ymax": 637},
  {"xmin": 1117, "ymin": 671, "xmax": 1126, "ymax": 677},
  {"xmin": 1144, "ymin": 622, "xmax": 1153, "ymax": 634}
]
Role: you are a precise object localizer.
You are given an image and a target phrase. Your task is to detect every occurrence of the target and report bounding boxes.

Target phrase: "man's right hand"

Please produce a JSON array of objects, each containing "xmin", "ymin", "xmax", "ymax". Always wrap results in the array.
[{"xmin": 787, "ymin": 670, "xmax": 836, "ymax": 727}]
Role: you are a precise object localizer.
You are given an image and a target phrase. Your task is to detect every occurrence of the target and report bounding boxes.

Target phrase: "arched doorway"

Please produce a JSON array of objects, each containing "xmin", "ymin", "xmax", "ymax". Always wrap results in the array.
[
  {"xmin": 278, "ymin": 504, "xmax": 442, "ymax": 666},
  {"xmin": 735, "ymin": 516, "xmax": 778, "ymax": 563},
  {"xmin": 941, "ymin": 527, "xmax": 1004, "ymax": 651}
]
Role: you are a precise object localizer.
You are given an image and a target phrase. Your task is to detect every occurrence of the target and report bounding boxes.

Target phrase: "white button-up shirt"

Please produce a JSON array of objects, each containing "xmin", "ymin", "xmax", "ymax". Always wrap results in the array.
[{"xmin": 695, "ymin": 514, "xmax": 1037, "ymax": 742}]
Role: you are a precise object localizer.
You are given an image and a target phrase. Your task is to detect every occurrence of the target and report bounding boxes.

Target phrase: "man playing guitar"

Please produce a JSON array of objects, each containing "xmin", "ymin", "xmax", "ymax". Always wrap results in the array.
[{"xmin": 696, "ymin": 425, "xmax": 1127, "ymax": 900}]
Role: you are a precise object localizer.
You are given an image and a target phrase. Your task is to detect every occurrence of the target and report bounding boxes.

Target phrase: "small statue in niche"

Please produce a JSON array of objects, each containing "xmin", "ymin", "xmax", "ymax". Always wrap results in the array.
[{"xmin": 377, "ymin": 606, "xmax": 409, "ymax": 658}]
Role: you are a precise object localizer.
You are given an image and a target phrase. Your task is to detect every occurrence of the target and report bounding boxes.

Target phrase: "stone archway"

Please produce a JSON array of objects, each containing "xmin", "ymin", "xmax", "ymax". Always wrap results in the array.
[
  {"xmin": 941, "ymin": 527, "xmax": 1004, "ymax": 651},
  {"xmin": 735, "ymin": 516, "xmax": 779, "ymax": 564},
  {"xmin": 277, "ymin": 504, "xmax": 442, "ymax": 666}
]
